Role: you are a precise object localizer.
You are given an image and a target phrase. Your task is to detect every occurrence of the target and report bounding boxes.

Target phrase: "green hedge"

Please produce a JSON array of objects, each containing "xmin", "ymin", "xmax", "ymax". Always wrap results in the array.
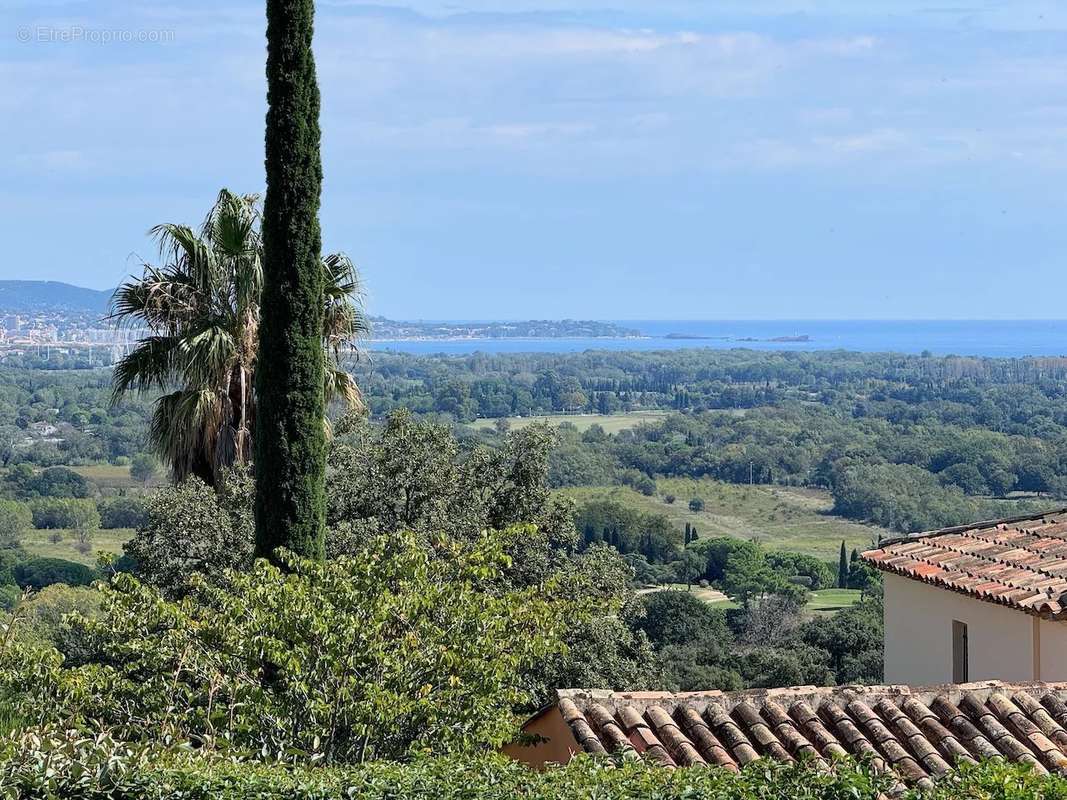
[{"xmin": 1, "ymin": 731, "xmax": 1066, "ymax": 800}]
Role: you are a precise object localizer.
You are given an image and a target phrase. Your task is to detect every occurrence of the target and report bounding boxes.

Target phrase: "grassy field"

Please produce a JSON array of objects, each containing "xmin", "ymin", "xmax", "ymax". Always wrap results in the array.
[
  {"xmin": 469, "ymin": 411, "xmax": 669, "ymax": 435},
  {"xmin": 21, "ymin": 528, "xmax": 134, "ymax": 565},
  {"xmin": 806, "ymin": 588, "xmax": 863, "ymax": 615},
  {"xmin": 69, "ymin": 464, "xmax": 160, "ymax": 491},
  {"xmin": 637, "ymin": 583, "xmax": 730, "ymax": 604},
  {"xmin": 638, "ymin": 585, "xmax": 862, "ymax": 616},
  {"xmin": 562, "ymin": 477, "xmax": 888, "ymax": 561}
]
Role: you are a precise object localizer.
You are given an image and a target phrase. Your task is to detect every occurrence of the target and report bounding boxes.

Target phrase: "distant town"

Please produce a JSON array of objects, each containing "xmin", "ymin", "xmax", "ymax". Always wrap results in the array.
[{"xmin": 0, "ymin": 281, "xmax": 643, "ymax": 366}]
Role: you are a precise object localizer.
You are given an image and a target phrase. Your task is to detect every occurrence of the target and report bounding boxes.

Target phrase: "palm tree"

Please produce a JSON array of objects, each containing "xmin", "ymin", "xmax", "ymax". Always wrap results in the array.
[{"xmin": 109, "ymin": 189, "xmax": 368, "ymax": 485}]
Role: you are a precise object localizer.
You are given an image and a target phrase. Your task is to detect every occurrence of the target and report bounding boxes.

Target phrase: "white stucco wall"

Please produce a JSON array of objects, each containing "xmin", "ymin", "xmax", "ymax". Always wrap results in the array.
[{"xmin": 882, "ymin": 573, "xmax": 1067, "ymax": 685}]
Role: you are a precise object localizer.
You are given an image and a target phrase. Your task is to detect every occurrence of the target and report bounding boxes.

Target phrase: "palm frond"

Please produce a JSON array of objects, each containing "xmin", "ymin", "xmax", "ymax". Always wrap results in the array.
[
  {"xmin": 178, "ymin": 322, "xmax": 237, "ymax": 389},
  {"xmin": 112, "ymin": 191, "xmax": 369, "ymax": 485},
  {"xmin": 325, "ymin": 365, "xmax": 363, "ymax": 412},
  {"xmin": 111, "ymin": 336, "xmax": 183, "ymax": 401}
]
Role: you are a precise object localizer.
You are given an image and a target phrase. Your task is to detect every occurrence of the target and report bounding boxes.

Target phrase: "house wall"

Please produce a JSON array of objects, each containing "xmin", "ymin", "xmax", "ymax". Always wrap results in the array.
[
  {"xmin": 882, "ymin": 573, "xmax": 1067, "ymax": 685},
  {"xmin": 503, "ymin": 706, "xmax": 580, "ymax": 768}
]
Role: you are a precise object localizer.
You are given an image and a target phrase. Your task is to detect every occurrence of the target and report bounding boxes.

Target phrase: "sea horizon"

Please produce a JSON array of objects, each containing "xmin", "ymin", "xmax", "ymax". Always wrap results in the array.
[{"xmin": 368, "ymin": 318, "xmax": 1067, "ymax": 359}]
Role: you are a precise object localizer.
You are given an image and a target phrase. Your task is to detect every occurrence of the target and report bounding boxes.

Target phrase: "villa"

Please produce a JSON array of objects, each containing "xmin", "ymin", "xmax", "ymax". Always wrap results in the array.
[{"xmin": 862, "ymin": 510, "xmax": 1067, "ymax": 685}]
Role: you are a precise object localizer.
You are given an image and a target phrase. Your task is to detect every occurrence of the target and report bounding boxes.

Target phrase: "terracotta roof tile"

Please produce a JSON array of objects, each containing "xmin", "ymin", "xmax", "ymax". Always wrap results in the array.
[
  {"xmin": 861, "ymin": 509, "xmax": 1067, "ymax": 618},
  {"xmin": 536, "ymin": 682, "xmax": 1067, "ymax": 786}
]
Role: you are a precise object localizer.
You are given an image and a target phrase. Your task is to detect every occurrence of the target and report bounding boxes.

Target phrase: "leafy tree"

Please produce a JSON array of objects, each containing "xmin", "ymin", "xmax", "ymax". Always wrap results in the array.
[
  {"xmin": 111, "ymin": 190, "xmax": 367, "ymax": 489},
  {"xmin": 24, "ymin": 529, "xmax": 569, "ymax": 763},
  {"xmin": 677, "ymin": 549, "xmax": 704, "ymax": 589},
  {"xmin": 690, "ymin": 536, "xmax": 761, "ymax": 582},
  {"xmin": 736, "ymin": 643, "xmax": 835, "ymax": 688},
  {"xmin": 16, "ymin": 583, "xmax": 102, "ymax": 666},
  {"xmin": 799, "ymin": 596, "xmax": 883, "ymax": 683},
  {"xmin": 766, "ymin": 551, "xmax": 834, "ymax": 590},
  {"xmin": 6, "ymin": 467, "xmax": 91, "ymax": 500},
  {"xmin": 97, "ymin": 497, "xmax": 147, "ymax": 530},
  {"xmin": 688, "ymin": 497, "xmax": 705, "ymax": 512},
  {"xmin": 123, "ymin": 470, "xmax": 254, "ymax": 598},
  {"xmin": 129, "ymin": 454, "xmax": 158, "ymax": 487},
  {"xmin": 627, "ymin": 590, "xmax": 730, "ymax": 649},
  {"xmin": 29, "ymin": 499, "xmax": 100, "ymax": 531},
  {"xmin": 0, "ymin": 500, "xmax": 31, "ymax": 549}
]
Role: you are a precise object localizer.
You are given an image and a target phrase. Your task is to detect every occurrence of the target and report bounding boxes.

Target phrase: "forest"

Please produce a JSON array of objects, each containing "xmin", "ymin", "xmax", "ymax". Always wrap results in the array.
[{"xmin": 4, "ymin": 347, "xmax": 1064, "ymax": 535}]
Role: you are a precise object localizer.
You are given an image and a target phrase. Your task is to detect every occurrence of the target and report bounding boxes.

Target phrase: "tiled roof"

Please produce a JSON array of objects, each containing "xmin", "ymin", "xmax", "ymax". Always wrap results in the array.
[
  {"xmin": 861, "ymin": 509, "xmax": 1067, "ymax": 618},
  {"xmin": 546, "ymin": 682, "xmax": 1067, "ymax": 790}
]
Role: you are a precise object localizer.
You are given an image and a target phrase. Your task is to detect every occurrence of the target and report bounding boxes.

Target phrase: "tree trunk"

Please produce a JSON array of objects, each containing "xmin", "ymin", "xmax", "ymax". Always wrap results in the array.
[{"xmin": 254, "ymin": 0, "xmax": 326, "ymax": 563}]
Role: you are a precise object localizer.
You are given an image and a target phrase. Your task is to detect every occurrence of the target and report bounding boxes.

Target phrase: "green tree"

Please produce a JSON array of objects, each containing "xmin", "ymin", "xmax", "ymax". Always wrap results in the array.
[
  {"xmin": 255, "ymin": 0, "xmax": 331, "ymax": 562},
  {"xmin": 0, "ymin": 500, "xmax": 31, "ymax": 549},
  {"xmin": 24, "ymin": 529, "xmax": 569, "ymax": 763},
  {"xmin": 129, "ymin": 453, "xmax": 158, "ymax": 487},
  {"xmin": 677, "ymin": 549, "xmax": 704, "ymax": 590},
  {"xmin": 838, "ymin": 540, "xmax": 849, "ymax": 589},
  {"xmin": 110, "ymin": 191, "xmax": 366, "ymax": 486}
]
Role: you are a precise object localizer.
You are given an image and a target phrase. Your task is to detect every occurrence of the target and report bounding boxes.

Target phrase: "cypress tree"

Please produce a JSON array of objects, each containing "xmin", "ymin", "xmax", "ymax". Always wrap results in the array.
[
  {"xmin": 254, "ymin": 0, "xmax": 326, "ymax": 563},
  {"xmin": 837, "ymin": 540, "xmax": 849, "ymax": 589}
]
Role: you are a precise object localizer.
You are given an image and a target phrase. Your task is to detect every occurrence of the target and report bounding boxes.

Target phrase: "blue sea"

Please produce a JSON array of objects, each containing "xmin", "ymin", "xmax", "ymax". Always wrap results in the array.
[{"xmin": 369, "ymin": 320, "xmax": 1067, "ymax": 359}]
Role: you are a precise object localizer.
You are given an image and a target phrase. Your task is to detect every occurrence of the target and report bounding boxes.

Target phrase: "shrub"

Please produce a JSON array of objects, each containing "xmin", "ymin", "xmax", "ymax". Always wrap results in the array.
[
  {"xmin": 12, "ymin": 558, "xmax": 96, "ymax": 591},
  {"xmin": 10, "ymin": 528, "xmax": 571, "ymax": 764},
  {"xmin": 688, "ymin": 497, "xmax": 705, "ymax": 512},
  {"xmin": 2, "ymin": 736, "xmax": 1063, "ymax": 800}
]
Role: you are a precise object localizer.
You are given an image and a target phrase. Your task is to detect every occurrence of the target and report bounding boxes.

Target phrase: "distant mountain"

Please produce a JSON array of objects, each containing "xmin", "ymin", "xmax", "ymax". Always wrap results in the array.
[{"xmin": 0, "ymin": 281, "xmax": 113, "ymax": 313}]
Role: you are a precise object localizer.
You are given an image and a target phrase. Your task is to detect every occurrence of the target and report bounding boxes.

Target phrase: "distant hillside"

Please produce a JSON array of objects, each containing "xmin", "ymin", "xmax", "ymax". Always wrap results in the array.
[
  {"xmin": 0, "ymin": 281, "xmax": 113, "ymax": 313},
  {"xmin": 0, "ymin": 281, "xmax": 640, "ymax": 339}
]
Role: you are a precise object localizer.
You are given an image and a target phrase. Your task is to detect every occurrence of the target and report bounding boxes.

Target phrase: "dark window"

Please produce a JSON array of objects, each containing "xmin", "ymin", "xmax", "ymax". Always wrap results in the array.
[{"xmin": 952, "ymin": 620, "xmax": 969, "ymax": 683}]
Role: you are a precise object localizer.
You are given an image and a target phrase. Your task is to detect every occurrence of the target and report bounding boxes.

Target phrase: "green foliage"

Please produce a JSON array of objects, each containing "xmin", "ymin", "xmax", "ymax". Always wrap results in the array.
[
  {"xmin": 12, "ymin": 557, "xmax": 96, "ymax": 591},
  {"xmin": 110, "ymin": 192, "xmax": 366, "ymax": 490},
  {"xmin": 123, "ymin": 470, "xmax": 254, "ymax": 597},
  {"xmin": 256, "ymin": 0, "xmax": 329, "ymax": 562},
  {"xmin": 9, "ymin": 529, "xmax": 569, "ymax": 764},
  {"xmin": 96, "ymin": 496, "xmax": 147, "ymax": 530},
  {"xmin": 766, "ymin": 551, "xmax": 834, "ymax": 590},
  {"xmin": 799, "ymin": 595, "xmax": 884, "ymax": 684},
  {"xmin": 0, "ymin": 738, "xmax": 907, "ymax": 800},
  {"xmin": 28, "ymin": 498, "xmax": 99, "ymax": 530},
  {"xmin": 129, "ymin": 453, "xmax": 158, "ymax": 486},
  {"xmin": 831, "ymin": 462, "xmax": 1031, "ymax": 533},
  {"xmin": 629, "ymin": 590, "xmax": 730, "ymax": 649},
  {"xmin": 326, "ymin": 411, "xmax": 578, "ymax": 561},
  {"xmin": 14, "ymin": 584, "xmax": 101, "ymax": 666},
  {"xmin": 5, "ymin": 466, "xmax": 91, "ymax": 500},
  {"xmin": 574, "ymin": 498, "xmax": 679, "ymax": 562},
  {"xmin": 0, "ymin": 501, "xmax": 31, "ymax": 549},
  {"xmin": 6, "ymin": 738, "xmax": 1061, "ymax": 800}
]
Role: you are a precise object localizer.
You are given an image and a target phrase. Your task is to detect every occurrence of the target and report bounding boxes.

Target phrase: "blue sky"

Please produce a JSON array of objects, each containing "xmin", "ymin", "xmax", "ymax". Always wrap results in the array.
[{"xmin": 3, "ymin": 1, "xmax": 1067, "ymax": 319}]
